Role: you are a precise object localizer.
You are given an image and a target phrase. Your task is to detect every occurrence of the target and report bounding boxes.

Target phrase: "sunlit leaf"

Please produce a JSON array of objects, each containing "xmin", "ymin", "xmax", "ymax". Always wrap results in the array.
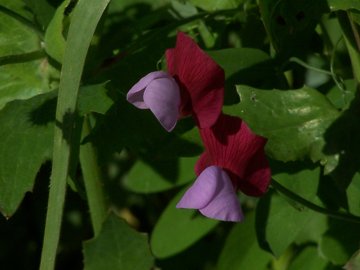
[{"xmin": 232, "ymin": 85, "xmax": 339, "ymax": 169}]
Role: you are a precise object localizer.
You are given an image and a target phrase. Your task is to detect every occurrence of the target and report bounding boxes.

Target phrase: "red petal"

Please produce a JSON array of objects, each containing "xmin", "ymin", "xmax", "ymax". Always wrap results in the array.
[
  {"xmin": 165, "ymin": 32, "xmax": 224, "ymax": 128},
  {"xmin": 197, "ymin": 114, "xmax": 271, "ymax": 196}
]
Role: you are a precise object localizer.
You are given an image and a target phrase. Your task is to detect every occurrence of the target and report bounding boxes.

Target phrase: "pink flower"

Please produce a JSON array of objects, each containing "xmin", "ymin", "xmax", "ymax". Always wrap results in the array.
[
  {"xmin": 127, "ymin": 32, "xmax": 224, "ymax": 131},
  {"xmin": 177, "ymin": 114, "xmax": 271, "ymax": 222}
]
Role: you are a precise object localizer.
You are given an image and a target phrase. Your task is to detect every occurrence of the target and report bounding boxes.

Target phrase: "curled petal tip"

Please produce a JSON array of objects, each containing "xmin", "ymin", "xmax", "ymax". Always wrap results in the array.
[
  {"xmin": 127, "ymin": 71, "xmax": 181, "ymax": 132},
  {"xmin": 127, "ymin": 71, "xmax": 170, "ymax": 109},
  {"xmin": 177, "ymin": 166, "xmax": 244, "ymax": 222}
]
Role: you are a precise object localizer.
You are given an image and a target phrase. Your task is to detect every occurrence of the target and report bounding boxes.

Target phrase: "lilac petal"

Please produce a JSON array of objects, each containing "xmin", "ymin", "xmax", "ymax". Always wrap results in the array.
[
  {"xmin": 177, "ymin": 166, "xmax": 221, "ymax": 209},
  {"xmin": 143, "ymin": 77, "xmax": 180, "ymax": 131},
  {"xmin": 177, "ymin": 166, "xmax": 244, "ymax": 222},
  {"xmin": 127, "ymin": 71, "xmax": 170, "ymax": 109}
]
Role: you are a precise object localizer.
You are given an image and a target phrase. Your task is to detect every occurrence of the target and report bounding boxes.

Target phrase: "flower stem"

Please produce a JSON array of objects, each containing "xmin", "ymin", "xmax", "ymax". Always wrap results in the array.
[{"xmin": 271, "ymin": 179, "xmax": 360, "ymax": 224}]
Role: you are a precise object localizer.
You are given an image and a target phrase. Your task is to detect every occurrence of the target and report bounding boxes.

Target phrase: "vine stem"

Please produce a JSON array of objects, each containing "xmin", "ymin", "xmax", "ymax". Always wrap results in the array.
[
  {"xmin": 39, "ymin": 0, "xmax": 110, "ymax": 269},
  {"xmin": 271, "ymin": 179, "xmax": 360, "ymax": 224}
]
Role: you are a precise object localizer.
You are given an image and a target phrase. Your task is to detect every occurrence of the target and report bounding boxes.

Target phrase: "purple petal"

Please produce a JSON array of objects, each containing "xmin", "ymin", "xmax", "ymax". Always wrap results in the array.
[
  {"xmin": 143, "ymin": 77, "xmax": 180, "ymax": 131},
  {"xmin": 177, "ymin": 166, "xmax": 221, "ymax": 209},
  {"xmin": 177, "ymin": 166, "xmax": 244, "ymax": 222},
  {"xmin": 127, "ymin": 71, "xmax": 170, "ymax": 109}
]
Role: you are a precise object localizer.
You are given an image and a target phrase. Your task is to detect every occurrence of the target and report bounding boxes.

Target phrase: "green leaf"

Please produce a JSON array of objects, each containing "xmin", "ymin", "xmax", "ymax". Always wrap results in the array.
[
  {"xmin": 151, "ymin": 187, "xmax": 219, "ymax": 258},
  {"xmin": 257, "ymin": 192, "xmax": 314, "ymax": 257},
  {"xmin": 288, "ymin": 246, "xmax": 327, "ymax": 270},
  {"xmin": 258, "ymin": 165, "xmax": 321, "ymax": 257},
  {"xmin": 0, "ymin": 0, "xmax": 52, "ymax": 109},
  {"xmin": 24, "ymin": 0, "xmax": 57, "ymax": 28},
  {"xmin": 319, "ymin": 220, "xmax": 360, "ymax": 265},
  {"xmin": 123, "ymin": 156, "xmax": 197, "ymax": 193},
  {"xmin": 44, "ymin": 0, "xmax": 69, "ymax": 63},
  {"xmin": 0, "ymin": 1, "xmax": 39, "ymax": 57},
  {"xmin": 78, "ymin": 83, "xmax": 113, "ymax": 115},
  {"xmin": 0, "ymin": 92, "xmax": 55, "ymax": 217},
  {"xmin": 217, "ymin": 212, "xmax": 272, "ymax": 270},
  {"xmin": 189, "ymin": 0, "xmax": 245, "ymax": 11},
  {"xmin": 327, "ymin": 0, "xmax": 360, "ymax": 11},
  {"xmin": 83, "ymin": 214, "xmax": 154, "ymax": 270},
  {"xmin": 234, "ymin": 85, "xmax": 340, "ymax": 168},
  {"xmin": 209, "ymin": 48, "xmax": 283, "ymax": 103},
  {"xmin": 326, "ymin": 79, "xmax": 357, "ymax": 109},
  {"xmin": 0, "ymin": 58, "xmax": 52, "ymax": 110}
]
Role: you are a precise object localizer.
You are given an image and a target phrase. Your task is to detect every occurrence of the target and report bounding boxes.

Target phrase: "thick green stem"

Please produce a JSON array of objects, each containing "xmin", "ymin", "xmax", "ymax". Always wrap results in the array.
[
  {"xmin": 271, "ymin": 179, "xmax": 360, "ymax": 224},
  {"xmin": 39, "ymin": 0, "xmax": 110, "ymax": 269},
  {"xmin": 80, "ymin": 116, "xmax": 107, "ymax": 236}
]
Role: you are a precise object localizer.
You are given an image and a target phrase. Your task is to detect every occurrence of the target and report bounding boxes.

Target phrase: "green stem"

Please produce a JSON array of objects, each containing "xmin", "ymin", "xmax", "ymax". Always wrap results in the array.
[
  {"xmin": 39, "ymin": 0, "xmax": 110, "ymax": 269},
  {"xmin": 0, "ymin": 50, "xmax": 45, "ymax": 66},
  {"xmin": 289, "ymin": 57, "xmax": 333, "ymax": 76},
  {"xmin": 0, "ymin": 5, "xmax": 44, "ymax": 39},
  {"xmin": 80, "ymin": 116, "xmax": 107, "ymax": 236},
  {"xmin": 271, "ymin": 179, "xmax": 360, "ymax": 224}
]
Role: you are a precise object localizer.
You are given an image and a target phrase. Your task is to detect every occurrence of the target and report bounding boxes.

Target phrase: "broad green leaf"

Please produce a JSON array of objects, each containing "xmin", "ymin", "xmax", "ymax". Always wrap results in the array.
[
  {"xmin": 272, "ymin": 163, "xmax": 320, "ymax": 201},
  {"xmin": 189, "ymin": 0, "xmax": 245, "ymax": 11},
  {"xmin": 327, "ymin": 0, "xmax": 360, "ymax": 11},
  {"xmin": 0, "ymin": 1, "xmax": 39, "ymax": 56},
  {"xmin": 0, "ymin": 82, "xmax": 110, "ymax": 218},
  {"xmin": 24, "ymin": 0, "xmax": 57, "ymax": 28},
  {"xmin": 123, "ymin": 156, "xmax": 197, "ymax": 193},
  {"xmin": 0, "ymin": 58, "xmax": 52, "ymax": 110},
  {"xmin": 288, "ymin": 246, "xmax": 327, "ymax": 270},
  {"xmin": 326, "ymin": 79, "xmax": 357, "ymax": 109},
  {"xmin": 259, "ymin": 0, "xmax": 328, "ymax": 58},
  {"xmin": 83, "ymin": 214, "xmax": 154, "ymax": 270},
  {"xmin": 44, "ymin": 0, "xmax": 70, "ymax": 63},
  {"xmin": 233, "ymin": 85, "xmax": 339, "ymax": 168},
  {"xmin": 151, "ymin": 187, "xmax": 219, "ymax": 258},
  {"xmin": 0, "ymin": 0, "xmax": 52, "ymax": 109},
  {"xmin": 256, "ymin": 192, "xmax": 314, "ymax": 257},
  {"xmin": 217, "ymin": 212, "xmax": 272, "ymax": 270},
  {"xmin": 0, "ymin": 92, "xmax": 55, "ymax": 217},
  {"xmin": 257, "ymin": 165, "xmax": 321, "ymax": 257},
  {"xmin": 78, "ymin": 83, "xmax": 113, "ymax": 115},
  {"xmin": 320, "ymin": 220, "xmax": 360, "ymax": 265},
  {"xmin": 209, "ymin": 48, "xmax": 283, "ymax": 103}
]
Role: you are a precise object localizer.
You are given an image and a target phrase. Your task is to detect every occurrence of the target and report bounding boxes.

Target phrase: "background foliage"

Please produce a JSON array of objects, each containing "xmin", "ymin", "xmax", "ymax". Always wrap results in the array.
[{"xmin": 0, "ymin": 0, "xmax": 360, "ymax": 269}]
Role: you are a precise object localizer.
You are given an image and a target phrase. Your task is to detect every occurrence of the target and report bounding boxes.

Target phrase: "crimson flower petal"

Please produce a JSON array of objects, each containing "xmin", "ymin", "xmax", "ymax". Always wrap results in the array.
[
  {"xmin": 165, "ymin": 32, "xmax": 224, "ymax": 128},
  {"xmin": 143, "ymin": 77, "xmax": 180, "ymax": 131},
  {"xmin": 127, "ymin": 71, "xmax": 170, "ymax": 109},
  {"xmin": 177, "ymin": 166, "xmax": 243, "ymax": 222},
  {"xmin": 196, "ymin": 114, "xmax": 271, "ymax": 196}
]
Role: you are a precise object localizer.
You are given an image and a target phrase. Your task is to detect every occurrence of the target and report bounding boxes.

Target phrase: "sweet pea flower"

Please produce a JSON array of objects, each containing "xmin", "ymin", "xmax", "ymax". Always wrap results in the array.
[
  {"xmin": 127, "ymin": 32, "xmax": 224, "ymax": 131},
  {"xmin": 177, "ymin": 114, "xmax": 271, "ymax": 222}
]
